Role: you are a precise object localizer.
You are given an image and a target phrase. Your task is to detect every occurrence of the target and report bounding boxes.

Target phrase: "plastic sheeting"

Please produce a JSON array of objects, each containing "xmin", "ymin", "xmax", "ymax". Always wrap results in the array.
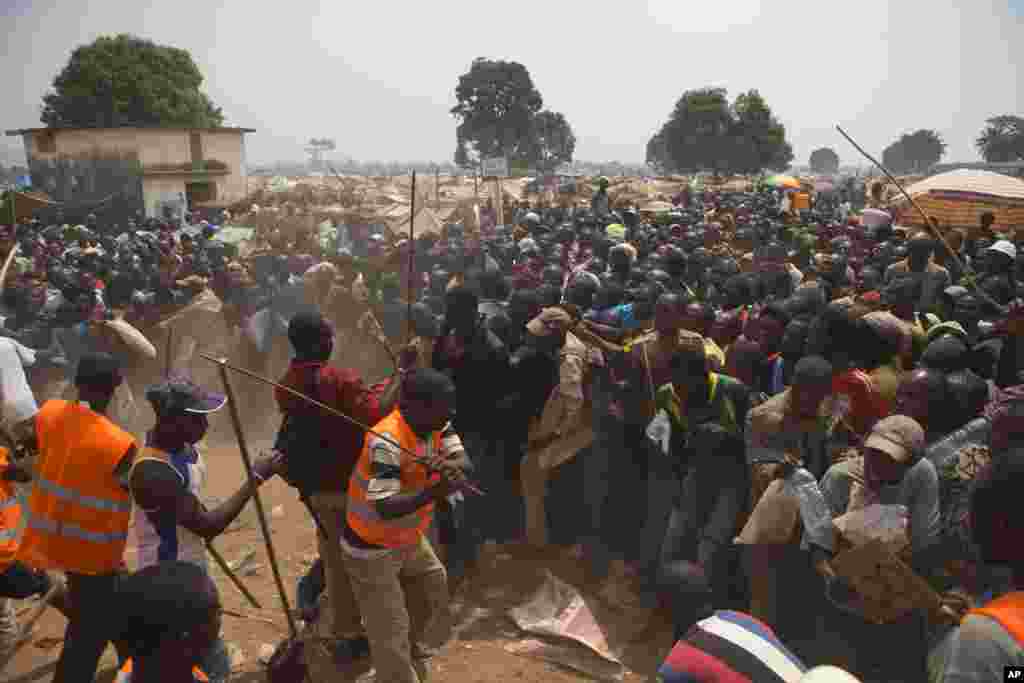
[{"xmin": 508, "ymin": 571, "xmax": 625, "ymax": 680}]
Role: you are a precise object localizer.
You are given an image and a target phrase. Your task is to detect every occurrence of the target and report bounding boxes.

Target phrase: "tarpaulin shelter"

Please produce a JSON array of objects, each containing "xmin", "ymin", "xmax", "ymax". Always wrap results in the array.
[
  {"xmin": 888, "ymin": 169, "xmax": 1024, "ymax": 235},
  {"xmin": 385, "ymin": 206, "xmax": 444, "ymax": 239}
]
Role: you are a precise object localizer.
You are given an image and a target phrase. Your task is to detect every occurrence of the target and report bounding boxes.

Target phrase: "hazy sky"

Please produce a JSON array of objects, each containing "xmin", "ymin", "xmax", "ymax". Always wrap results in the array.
[{"xmin": 3, "ymin": 0, "xmax": 1022, "ymax": 168}]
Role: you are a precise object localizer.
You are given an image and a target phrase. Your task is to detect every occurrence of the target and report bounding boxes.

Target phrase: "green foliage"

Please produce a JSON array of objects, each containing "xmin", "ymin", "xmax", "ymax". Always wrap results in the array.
[
  {"xmin": 41, "ymin": 34, "xmax": 223, "ymax": 128},
  {"xmin": 647, "ymin": 88, "xmax": 793, "ymax": 175},
  {"xmin": 809, "ymin": 147, "xmax": 840, "ymax": 174},
  {"xmin": 451, "ymin": 58, "xmax": 544, "ymax": 168},
  {"xmin": 881, "ymin": 129, "xmax": 946, "ymax": 175},
  {"xmin": 527, "ymin": 110, "xmax": 576, "ymax": 173},
  {"xmin": 976, "ymin": 115, "xmax": 1024, "ymax": 163}
]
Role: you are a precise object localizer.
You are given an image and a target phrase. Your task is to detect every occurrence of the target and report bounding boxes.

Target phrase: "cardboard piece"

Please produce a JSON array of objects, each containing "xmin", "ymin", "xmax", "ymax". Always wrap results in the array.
[{"xmin": 830, "ymin": 538, "xmax": 942, "ymax": 624}]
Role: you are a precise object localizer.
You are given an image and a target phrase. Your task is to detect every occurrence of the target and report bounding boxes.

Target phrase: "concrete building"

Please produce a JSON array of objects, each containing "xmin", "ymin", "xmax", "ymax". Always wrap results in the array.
[{"xmin": 4, "ymin": 126, "xmax": 254, "ymax": 222}]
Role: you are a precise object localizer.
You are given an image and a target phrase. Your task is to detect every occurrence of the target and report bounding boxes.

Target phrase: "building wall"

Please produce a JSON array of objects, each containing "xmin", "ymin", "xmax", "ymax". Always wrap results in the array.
[
  {"xmin": 142, "ymin": 176, "xmax": 187, "ymax": 222},
  {"xmin": 198, "ymin": 131, "xmax": 247, "ymax": 202},
  {"xmin": 20, "ymin": 128, "xmax": 249, "ymax": 219}
]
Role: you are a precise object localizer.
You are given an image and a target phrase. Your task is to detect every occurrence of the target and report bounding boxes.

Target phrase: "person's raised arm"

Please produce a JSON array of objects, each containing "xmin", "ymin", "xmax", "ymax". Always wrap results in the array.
[{"xmin": 130, "ymin": 451, "xmax": 283, "ymax": 541}]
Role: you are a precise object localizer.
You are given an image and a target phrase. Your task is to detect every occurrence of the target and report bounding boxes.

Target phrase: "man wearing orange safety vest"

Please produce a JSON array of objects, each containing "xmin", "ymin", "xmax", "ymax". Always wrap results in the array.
[
  {"xmin": 15, "ymin": 352, "xmax": 136, "ymax": 683},
  {"xmin": 0, "ymin": 446, "xmax": 70, "ymax": 664},
  {"xmin": 932, "ymin": 448, "xmax": 1024, "ymax": 681},
  {"xmin": 340, "ymin": 368, "xmax": 472, "ymax": 683}
]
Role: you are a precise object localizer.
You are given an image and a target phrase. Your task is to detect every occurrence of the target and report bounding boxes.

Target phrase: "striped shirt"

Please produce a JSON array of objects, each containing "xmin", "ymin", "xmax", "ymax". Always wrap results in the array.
[{"xmin": 658, "ymin": 611, "xmax": 807, "ymax": 683}]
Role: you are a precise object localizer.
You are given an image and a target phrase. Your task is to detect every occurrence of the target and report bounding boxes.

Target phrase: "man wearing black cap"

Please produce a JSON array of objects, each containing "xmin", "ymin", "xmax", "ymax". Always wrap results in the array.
[
  {"xmin": 15, "ymin": 352, "xmax": 137, "ymax": 683},
  {"xmin": 129, "ymin": 376, "xmax": 284, "ymax": 682}
]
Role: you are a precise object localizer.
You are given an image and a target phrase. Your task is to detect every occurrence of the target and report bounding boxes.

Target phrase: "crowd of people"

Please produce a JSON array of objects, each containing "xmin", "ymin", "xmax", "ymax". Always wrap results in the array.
[{"xmin": 0, "ymin": 176, "xmax": 1023, "ymax": 683}]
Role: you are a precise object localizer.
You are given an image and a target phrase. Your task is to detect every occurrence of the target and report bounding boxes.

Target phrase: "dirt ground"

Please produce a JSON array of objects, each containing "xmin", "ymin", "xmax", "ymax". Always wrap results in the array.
[{"xmin": 3, "ymin": 432, "xmax": 674, "ymax": 683}]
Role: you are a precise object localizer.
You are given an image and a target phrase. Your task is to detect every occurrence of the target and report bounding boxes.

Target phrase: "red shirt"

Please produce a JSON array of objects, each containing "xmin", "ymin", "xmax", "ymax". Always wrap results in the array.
[{"xmin": 275, "ymin": 361, "xmax": 381, "ymax": 492}]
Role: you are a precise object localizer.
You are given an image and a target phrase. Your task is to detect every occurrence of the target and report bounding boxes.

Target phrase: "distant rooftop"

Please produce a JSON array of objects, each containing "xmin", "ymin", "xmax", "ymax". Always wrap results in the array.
[{"xmin": 5, "ymin": 126, "xmax": 256, "ymax": 136}]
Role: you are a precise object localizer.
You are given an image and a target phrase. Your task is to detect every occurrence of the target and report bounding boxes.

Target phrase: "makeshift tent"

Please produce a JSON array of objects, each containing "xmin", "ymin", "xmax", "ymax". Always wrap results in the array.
[
  {"xmin": 638, "ymin": 200, "xmax": 675, "ymax": 213},
  {"xmin": 214, "ymin": 226, "xmax": 257, "ymax": 245},
  {"xmin": 888, "ymin": 169, "xmax": 1024, "ymax": 234},
  {"xmin": 385, "ymin": 206, "xmax": 444, "ymax": 239}
]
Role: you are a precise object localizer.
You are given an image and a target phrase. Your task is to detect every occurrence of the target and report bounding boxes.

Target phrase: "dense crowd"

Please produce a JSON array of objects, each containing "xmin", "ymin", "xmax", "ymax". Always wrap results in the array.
[{"xmin": 1, "ymin": 176, "xmax": 1024, "ymax": 683}]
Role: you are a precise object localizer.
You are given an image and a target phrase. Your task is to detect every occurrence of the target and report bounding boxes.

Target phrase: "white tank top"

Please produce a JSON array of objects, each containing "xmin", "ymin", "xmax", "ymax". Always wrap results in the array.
[{"xmin": 133, "ymin": 445, "xmax": 208, "ymax": 571}]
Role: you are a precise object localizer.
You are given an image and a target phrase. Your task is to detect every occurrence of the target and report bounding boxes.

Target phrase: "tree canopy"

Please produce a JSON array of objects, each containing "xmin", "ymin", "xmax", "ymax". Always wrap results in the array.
[
  {"xmin": 451, "ymin": 58, "xmax": 544, "ymax": 168},
  {"xmin": 526, "ymin": 111, "xmax": 576, "ymax": 173},
  {"xmin": 881, "ymin": 129, "xmax": 946, "ymax": 175},
  {"xmin": 41, "ymin": 34, "xmax": 223, "ymax": 129},
  {"xmin": 646, "ymin": 88, "xmax": 792, "ymax": 175},
  {"xmin": 809, "ymin": 147, "xmax": 840, "ymax": 174},
  {"xmin": 976, "ymin": 115, "xmax": 1024, "ymax": 163}
]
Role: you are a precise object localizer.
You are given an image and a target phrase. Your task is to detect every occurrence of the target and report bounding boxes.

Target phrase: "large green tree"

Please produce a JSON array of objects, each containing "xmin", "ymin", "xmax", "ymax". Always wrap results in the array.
[
  {"xmin": 809, "ymin": 147, "xmax": 840, "ymax": 174},
  {"xmin": 648, "ymin": 87, "xmax": 792, "ymax": 175},
  {"xmin": 41, "ymin": 34, "xmax": 223, "ymax": 128},
  {"xmin": 527, "ymin": 110, "xmax": 576, "ymax": 173},
  {"xmin": 976, "ymin": 115, "xmax": 1024, "ymax": 163},
  {"xmin": 451, "ymin": 58, "xmax": 543, "ymax": 168},
  {"xmin": 645, "ymin": 129, "xmax": 671, "ymax": 174},
  {"xmin": 881, "ymin": 129, "xmax": 946, "ymax": 174}
]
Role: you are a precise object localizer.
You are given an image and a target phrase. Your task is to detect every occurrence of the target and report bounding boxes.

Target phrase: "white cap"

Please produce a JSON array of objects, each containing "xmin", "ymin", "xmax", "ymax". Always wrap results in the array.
[
  {"xmin": 799, "ymin": 665, "xmax": 863, "ymax": 683},
  {"xmin": 988, "ymin": 240, "xmax": 1017, "ymax": 260}
]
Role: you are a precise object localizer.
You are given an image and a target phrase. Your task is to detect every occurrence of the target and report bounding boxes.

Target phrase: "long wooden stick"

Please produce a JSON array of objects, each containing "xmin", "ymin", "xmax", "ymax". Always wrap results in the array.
[
  {"xmin": 198, "ymin": 352, "xmax": 485, "ymax": 496},
  {"xmin": 407, "ymin": 171, "xmax": 417, "ymax": 344},
  {"xmin": 0, "ymin": 583, "xmax": 58, "ymax": 666},
  {"xmin": 216, "ymin": 362, "xmax": 299, "ymax": 639},
  {"xmin": 207, "ymin": 540, "xmax": 262, "ymax": 609},
  {"xmin": 835, "ymin": 127, "xmax": 971, "ymax": 275},
  {"xmin": 0, "ymin": 243, "xmax": 20, "ymax": 297},
  {"xmin": 165, "ymin": 325, "xmax": 174, "ymax": 377},
  {"xmin": 835, "ymin": 125, "xmax": 1007, "ymax": 312}
]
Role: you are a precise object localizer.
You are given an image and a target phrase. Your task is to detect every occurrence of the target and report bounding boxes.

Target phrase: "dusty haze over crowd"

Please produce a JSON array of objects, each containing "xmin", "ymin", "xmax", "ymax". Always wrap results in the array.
[{"xmin": 3, "ymin": 0, "xmax": 1023, "ymax": 167}]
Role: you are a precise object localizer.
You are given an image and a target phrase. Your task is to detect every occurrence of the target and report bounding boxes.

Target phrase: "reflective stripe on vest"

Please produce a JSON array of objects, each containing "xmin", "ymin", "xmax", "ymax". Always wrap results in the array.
[
  {"xmin": 346, "ymin": 409, "xmax": 440, "ymax": 549},
  {"xmin": 26, "ymin": 515, "xmax": 128, "ymax": 544},
  {"xmin": 0, "ymin": 448, "xmax": 22, "ymax": 566},
  {"xmin": 34, "ymin": 476, "xmax": 132, "ymax": 514},
  {"xmin": 17, "ymin": 400, "xmax": 134, "ymax": 575}
]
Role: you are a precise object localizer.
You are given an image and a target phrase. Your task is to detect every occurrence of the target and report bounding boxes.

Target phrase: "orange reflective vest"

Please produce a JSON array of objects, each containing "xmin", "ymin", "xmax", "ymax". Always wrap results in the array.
[
  {"xmin": 0, "ymin": 448, "xmax": 22, "ymax": 572},
  {"xmin": 16, "ymin": 400, "xmax": 135, "ymax": 575},
  {"xmin": 970, "ymin": 592, "xmax": 1024, "ymax": 645},
  {"xmin": 115, "ymin": 658, "xmax": 208, "ymax": 682},
  {"xmin": 346, "ymin": 409, "xmax": 441, "ymax": 549}
]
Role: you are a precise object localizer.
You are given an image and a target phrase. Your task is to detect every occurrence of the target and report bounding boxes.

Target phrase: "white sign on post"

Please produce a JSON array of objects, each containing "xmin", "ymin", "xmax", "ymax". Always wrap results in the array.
[{"xmin": 482, "ymin": 157, "xmax": 509, "ymax": 178}]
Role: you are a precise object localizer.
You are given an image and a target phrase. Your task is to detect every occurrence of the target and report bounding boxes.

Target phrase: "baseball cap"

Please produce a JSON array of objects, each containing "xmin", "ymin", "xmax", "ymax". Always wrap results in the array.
[
  {"xmin": 526, "ymin": 307, "xmax": 574, "ymax": 337},
  {"xmin": 74, "ymin": 352, "xmax": 123, "ymax": 388},
  {"xmin": 988, "ymin": 240, "xmax": 1017, "ymax": 260},
  {"xmin": 146, "ymin": 376, "xmax": 227, "ymax": 417},
  {"xmin": 864, "ymin": 415, "xmax": 925, "ymax": 463}
]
